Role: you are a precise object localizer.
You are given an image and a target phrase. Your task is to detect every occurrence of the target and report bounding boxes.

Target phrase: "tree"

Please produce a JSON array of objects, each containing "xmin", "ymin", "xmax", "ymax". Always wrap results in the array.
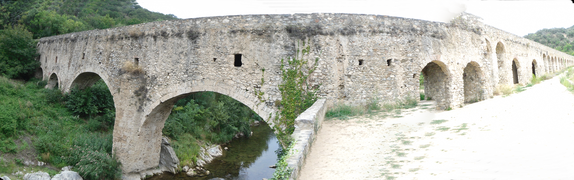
[{"xmin": 0, "ymin": 25, "xmax": 39, "ymax": 79}]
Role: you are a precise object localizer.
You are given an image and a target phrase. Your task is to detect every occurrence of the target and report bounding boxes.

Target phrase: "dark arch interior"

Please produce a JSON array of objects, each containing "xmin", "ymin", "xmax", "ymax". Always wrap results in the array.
[
  {"xmin": 463, "ymin": 62, "xmax": 484, "ymax": 103},
  {"xmin": 421, "ymin": 61, "xmax": 448, "ymax": 109},
  {"xmin": 47, "ymin": 73, "xmax": 59, "ymax": 89},
  {"xmin": 35, "ymin": 67, "xmax": 43, "ymax": 79},
  {"xmin": 512, "ymin": 59, "xmax": 519, "ymax": 84},
  {"xmin": 71, "ymin": 72, "xmax": 106, "ymax": 90},
  {"xmin": 532, "ymin": 60, "xmax": 537, "ymax": 77},
  {"xmin": 496, "ymin": 42, "xmax": 505, "ymax": 84}
]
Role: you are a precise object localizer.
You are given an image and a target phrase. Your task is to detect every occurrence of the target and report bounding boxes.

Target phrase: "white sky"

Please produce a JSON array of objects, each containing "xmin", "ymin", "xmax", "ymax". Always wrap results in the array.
[{"xmin": 137, "ymin": 0, "xmax": 574, "ymax": 36}]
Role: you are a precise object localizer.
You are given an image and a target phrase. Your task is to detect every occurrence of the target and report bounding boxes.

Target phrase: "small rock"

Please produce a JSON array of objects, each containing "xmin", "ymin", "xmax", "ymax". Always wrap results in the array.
[
  {"xmin": 37, "ymin": 161, "xmax": 45, "ymax": 166},
  {"xmin": 182, "ymin": 166, "xmax": 189, "ymax": 172},
  {"xmin": 186, "ymin": 169, "xmax": 196, "ymax": 177},
  {"xmin": 205, "ymin": 170, "xmax": 210, "ymax": 175},
  {"xmin": 62, "ymin": 166, "xmax": 72, "ymax": 171},
  {"xmin": 1, "ymin": 176, "xmax": 11, "ymax": 180},
  {"xmin": 52, "ymin": 171, "xmax": 83, "ymax": 180},
  {"xmin": 224, "ymin": 147, "xmax": 228, "ymax": 150},
  {"xmin": 23, "ymin": 171, "xmax": 50, "ymax": 180},
  {"xmin": 13, "ymin": 171, "xmax": 23, "ymax": 176},
  {"xmin": 269, "ymin": 165, "xmax": 277, "ymax": 168}
]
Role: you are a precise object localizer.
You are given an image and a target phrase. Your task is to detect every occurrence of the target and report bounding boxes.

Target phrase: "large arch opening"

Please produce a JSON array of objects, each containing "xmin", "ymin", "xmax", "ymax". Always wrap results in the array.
[
  {"xmin": 512, "ymin": 58, "xmax": 519, "ymax": 84},
  {"xmin": 147, "ymin": 91, "xmax": 277, "ymax": 178},
  {"xmin": 532, "ymin": 59, "xmax": 537, "ymax": 77},
  {"xmin": 70, "ymin": 72, "xmax": 107, "ymax": 91},
  {"xmin": 496, "ymin": 42, "xmax": 506, "ymax": 84},
  {"xmin": 463, "ymin": 61, "xmax": 484, "ymax": 103},
  {"xmin": 46, "ymin": 73, "xmax": 59, "ymax": 89},
  {"xmin": 131, "ymin": 86, "xmax": 274, "ymax": 176},
  {"xmin": 421, "ymin": 60, "xmax": 449, "ymax": 109}
]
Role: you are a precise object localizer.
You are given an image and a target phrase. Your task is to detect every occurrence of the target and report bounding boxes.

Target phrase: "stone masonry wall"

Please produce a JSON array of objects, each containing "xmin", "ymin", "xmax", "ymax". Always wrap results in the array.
[{"xmin": 36, "ymin": 13, "xmax": 574, "ymax": 178}]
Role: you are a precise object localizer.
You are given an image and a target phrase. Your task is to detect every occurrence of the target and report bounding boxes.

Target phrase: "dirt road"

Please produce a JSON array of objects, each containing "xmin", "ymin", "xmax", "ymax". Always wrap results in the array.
[{"xmin": 299, "ymin": 76, "xmax": 574, "ymax": 180}]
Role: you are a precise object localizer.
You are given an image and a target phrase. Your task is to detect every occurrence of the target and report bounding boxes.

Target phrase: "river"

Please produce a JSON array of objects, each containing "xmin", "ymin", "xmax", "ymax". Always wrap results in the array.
[{"xmin": 148, "ymin": 122, "xmax": 281, "ymax": 180}]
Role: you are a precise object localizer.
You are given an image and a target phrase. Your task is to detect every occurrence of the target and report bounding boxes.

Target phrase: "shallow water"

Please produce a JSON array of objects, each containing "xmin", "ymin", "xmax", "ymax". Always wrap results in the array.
[{"xmin": 149, "ymin": 122, "xmax": 281, "ymax": 180}]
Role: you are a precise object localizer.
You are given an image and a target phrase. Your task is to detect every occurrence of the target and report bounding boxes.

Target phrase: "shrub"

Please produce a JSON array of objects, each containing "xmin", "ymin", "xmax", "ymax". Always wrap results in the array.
[
  {"xmin": 64, "ymin": 80, "xmax": 114, "ymax": 117},
  {"xmin": 0, "ymin": 25, "xmax": 39, "ymax": 80},
  {"xmin": 73, "ymin": 149, "xmax": 121, "ymax": 180}
]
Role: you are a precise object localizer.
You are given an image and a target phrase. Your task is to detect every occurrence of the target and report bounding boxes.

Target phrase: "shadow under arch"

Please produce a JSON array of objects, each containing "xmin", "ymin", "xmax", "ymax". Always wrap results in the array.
[
  {"xmin": 46, "ymin": 73, "xmax": 59, "ymax": 89},
  {"xmin": 463, "ymin": 61, "xmax": 486, "ymax": 103},
  {"xmin": 532, "ymin": 59, "xmax": 538, "ymax": 77},
  {"xmin": 420, "ymin": 60, "xmax": 450, "ymax": 109},
  {"xmin": 512, "ymin": 58, "xmax": 520, "ymax": 84},
  {"xmin": 70, "ymin": 72, "xmax": 111, "ymax": 91}
]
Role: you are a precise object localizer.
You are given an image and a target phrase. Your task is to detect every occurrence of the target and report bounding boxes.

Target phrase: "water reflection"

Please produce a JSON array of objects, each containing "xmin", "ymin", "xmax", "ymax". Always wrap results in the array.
[{"xmin": 149, "ymin": 122, "xmax": 281, "ymax": 180}]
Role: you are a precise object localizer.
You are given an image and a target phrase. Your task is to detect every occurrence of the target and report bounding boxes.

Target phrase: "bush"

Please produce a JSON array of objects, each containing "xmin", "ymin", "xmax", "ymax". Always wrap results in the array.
[
  {"xmin": 73, "ymin": 149, "xmax": 121, "ymax": 180},
  {"xmin": 65, "ymin": 80, "xmax": 114, "ymax": 117},
  {"xmin": 0, "ymin": 25, "xmax": 39, "ymax": 80}
]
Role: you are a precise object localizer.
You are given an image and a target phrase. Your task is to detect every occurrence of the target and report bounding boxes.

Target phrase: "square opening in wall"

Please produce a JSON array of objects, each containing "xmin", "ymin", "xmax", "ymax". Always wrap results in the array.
[
  {"xmin": 359, "ymin": 59, "xmax": 364, "ymax": 65},
  {"xmin": 82, "ymin": 53, "xmax": 85, "ymax": 59},
  {"xmin": 134, "ymin": 58, "xmax": 139, "ymax": 66},
  {"xmin": 234, "ymin": 54, "xmax": 242, "ymax": 67},
  {"xmin": 387, "ymin": 59, "xmax": 392, "ymax": 66},
  {"xmin": 55, "ymin": 56, "xmax": 58, "ymax": 63}
]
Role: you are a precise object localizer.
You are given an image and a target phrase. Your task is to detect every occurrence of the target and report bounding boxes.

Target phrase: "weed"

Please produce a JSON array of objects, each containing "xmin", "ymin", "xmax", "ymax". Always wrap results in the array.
[
  {"xmin": 402, "ymin": 140, "xmax": 412, "ymax": 145},
  {"xmin": 436, "ymin": 126, "xmax": 450, "ymax": 131},
  {"xmin": 430, "ymin": 120, "xmax": 448, "ymax": 125},
  {"xmin": 419, "ymin": 144, "xmax": 431, "ymax": 148},
  {"xmin": 419, "ymin": 92, "xmax": 425, "ymax": 100},
  {"xmin": 397, "ymin": 152, "xmax": 407, "ymax": 157},
  {"xmin": 425, "ymin": 132, "xmax": 436, "ymax": 136},
  {"xmin": 409, "ymin": 168, "xmax": 420, "ymax": 172},
  {"xmin": 452, "ymin": 123, "xmax": 469, "ymax": 133},
  {"xmin": 391, "ymin": 164, "xmax": 401, "ymax": 169},
  {"xmin": 121, "ymin": 61, "xmax": 144, "ymax": 74},
  {"xmin": 325, "ymin": 104, "xmax": 363, "ymax": 119},
  {"xmin": 414, "ymin": 156, "xmax": 425, "ymax": 160}
]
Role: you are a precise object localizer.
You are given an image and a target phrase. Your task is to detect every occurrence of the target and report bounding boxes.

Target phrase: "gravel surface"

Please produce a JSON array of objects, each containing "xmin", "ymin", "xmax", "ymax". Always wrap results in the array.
[{"xmin": 299, "ymin": 76, "xmax": 574, "ymax": 180}]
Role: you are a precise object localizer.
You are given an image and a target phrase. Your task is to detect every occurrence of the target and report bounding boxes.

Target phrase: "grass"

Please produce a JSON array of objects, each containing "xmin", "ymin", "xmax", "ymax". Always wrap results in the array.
[
  {"xmin": 401, "ymin": 140, "xmax": 412, "ymax": 145},
  {"xmin": 414, "ymin": 156, "xmax": 425, "ymax": 160},
  {"xmin": 560, "ymin": 67, "xmax": 574, "ymax": 93},
  {"xmin": 419, "ymin": 144, "xmax": 431, "ymax": 148},
  {"xmin": 436, "ymin": 126, "xmax": 450, "ymax": 131},
  {"xmin": 452, "ymin": 123, "xmax": 469, "ymax": 133},
  {"xmin": 425, "ymin": 132, "xmax": 436, "ymax": 136},
  {"xmin": 326, "ymin": 96, "xmax": 418, "ymax": 120}
]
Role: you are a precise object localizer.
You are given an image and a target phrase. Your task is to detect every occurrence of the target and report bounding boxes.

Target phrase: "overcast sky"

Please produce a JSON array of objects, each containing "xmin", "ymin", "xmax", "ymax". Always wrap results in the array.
[{"xmin": 137, "ymin": 0, "xmax": 574, "ymax": 37}]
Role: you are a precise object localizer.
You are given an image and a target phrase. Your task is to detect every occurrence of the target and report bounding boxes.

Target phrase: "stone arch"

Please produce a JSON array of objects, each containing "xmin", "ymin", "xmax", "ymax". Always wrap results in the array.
[
  {"xmin": 70, "ymin": 72, "xmax": 108, "ymax": 91},
  {"xmin": 122, "ymin": 83, "xmax": 273, "ymax": 173},
  {"xmin": 35, "ymin": 67, "xmax": 43, "ymax": 79},
  {"xmin": 496, "ymin": 42, "xmax": 506, "ymax": 84},
  {"xmin": 484, "ymin": 38, "xmax": 492, "ymax": 59},
  {"xmin": 532, "ymin": 59, "xmax": 538, "ymax": 77},
  {"xmin": 543, "ymin": 54, "xmax": 547, "ymax": 73},
  {"xmin": 512, "ymin": 58, "xmax": 520, "ymax": 84},
  {"xmin": 463, "ymin": 61, "xmax": 485, "ymax": 103},
  {"xmin": 46, "ymin": 73, "xmax": 59, "ymax": 89},
  {"xmin": 420, "ymin": 60, "xmax": 450, "ymax": 109}
]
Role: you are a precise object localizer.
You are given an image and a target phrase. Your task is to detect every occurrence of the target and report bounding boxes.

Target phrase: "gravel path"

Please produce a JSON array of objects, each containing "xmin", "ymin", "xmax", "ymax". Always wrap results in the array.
[{"xmin": 299, "ymin": 76, "xmax": 574, "ymax": 180}]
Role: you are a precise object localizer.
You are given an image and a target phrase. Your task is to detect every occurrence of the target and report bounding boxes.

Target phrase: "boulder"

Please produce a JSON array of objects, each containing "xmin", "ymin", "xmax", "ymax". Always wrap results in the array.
[
  {"xmin": 207, "ymin": 145, "xmax": 223, "ymax": 157},
  {"xmin": 23, "ymin": 172, "xmax": 50, "ymax": 180},
  {"xmin": 1, "ymin": 176, "xmax": 11, "ymax": 180},
  {"xmin": 52, "ymin": 171, "xmax": 83, "ymax": 180},
  {"xmin": 159, "ymin": 137, "xmax": 179, "ymax": 174}
]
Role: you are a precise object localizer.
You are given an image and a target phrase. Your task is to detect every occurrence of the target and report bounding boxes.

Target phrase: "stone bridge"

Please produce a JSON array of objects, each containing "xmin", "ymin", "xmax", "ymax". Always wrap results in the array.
[{"xmin": 36, "ymin": 13, "xmax": 574, "ymax": 178}]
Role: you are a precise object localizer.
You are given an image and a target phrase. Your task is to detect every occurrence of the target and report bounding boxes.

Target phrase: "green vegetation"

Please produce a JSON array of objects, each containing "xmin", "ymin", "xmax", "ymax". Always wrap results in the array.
[
  {"xmin": 0, "ymin": 77, "xmax": 121, "ymax": 179},
  {"xmin": 430, "ymin": 120, "xmax": 448, "ymax": 125},
  {"xmin": 560, "ymin": 67, "xmax": 574, "ymax": 93},
  {"xmin": 0, "ymin": 0, "xmax": 177, "ymax": 39},
  {"xmin": 275, "ymin": 41, "xmax": 319, "ymax": 143},
  {"xmin": 325, "ymin": 96, "xmax": 418, "ymax": 120},
  {"xmin": 525, "ymin": 26, "xmax": 574, "ymax": 55},
  {"xmin": 162, "ymin": 92, "xmax": 262, "ymax": 166},
  {"xmin": 271, "ymin": 142, "xmax": 294, "ymax": 180},
  {"xmin": 0, "ymin": 25, "xmax": 39, "ymax": 80}
]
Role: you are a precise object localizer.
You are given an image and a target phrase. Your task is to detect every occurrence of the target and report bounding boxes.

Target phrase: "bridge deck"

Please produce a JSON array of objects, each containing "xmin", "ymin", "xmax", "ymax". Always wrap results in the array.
[{"xmin": 300, "ymin": 75, "xmax": 574, "ymax": 179}]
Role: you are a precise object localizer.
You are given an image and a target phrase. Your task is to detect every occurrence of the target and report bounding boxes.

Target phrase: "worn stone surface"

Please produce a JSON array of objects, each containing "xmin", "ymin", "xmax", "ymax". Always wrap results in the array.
[
  {"xmin": 23, "ymin": 172, "xmax": 51, "ymax": 180},
  {"xmin": 159, "ymin": 137, "xmax": 179, "ymax": 174},
  {"xmin": 36, "ymin": 12, "xmax": 574, "ymax": 177},
  {"xmin": 52, "ymin": 171, "xmax": 83, "ymax": 180}
]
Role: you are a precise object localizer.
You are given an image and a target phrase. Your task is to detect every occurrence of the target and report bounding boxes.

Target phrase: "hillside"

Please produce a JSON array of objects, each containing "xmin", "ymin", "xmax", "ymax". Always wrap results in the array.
[
  {"xmin": 524, "ymin": 25, "xmax": 574, "ymax": 55},
  {"xmin": 0, "ymin": 0, "xmax": 178, "ymax": 38}
]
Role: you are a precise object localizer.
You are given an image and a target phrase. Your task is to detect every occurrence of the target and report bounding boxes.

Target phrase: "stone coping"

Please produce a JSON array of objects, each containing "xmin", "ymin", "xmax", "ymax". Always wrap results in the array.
[{"xmin": 285, "ymin": 98, "xmax": 328, "ymax": 179}]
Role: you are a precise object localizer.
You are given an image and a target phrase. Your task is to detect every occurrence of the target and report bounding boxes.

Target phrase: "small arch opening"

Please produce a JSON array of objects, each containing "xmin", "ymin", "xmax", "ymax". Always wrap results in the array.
[
  {"xmin": 47, "ymin": 73, "xmax": 59, "ymax": 89},
  {"xmin": 234, "ymin": 54, "xmax": 242, "ymax": 67}
]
